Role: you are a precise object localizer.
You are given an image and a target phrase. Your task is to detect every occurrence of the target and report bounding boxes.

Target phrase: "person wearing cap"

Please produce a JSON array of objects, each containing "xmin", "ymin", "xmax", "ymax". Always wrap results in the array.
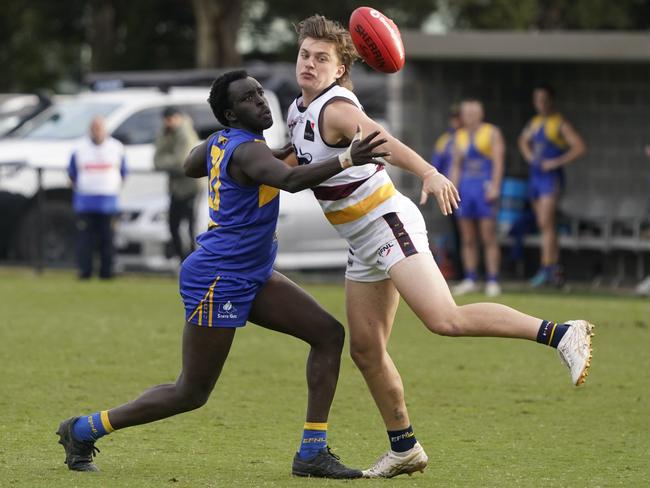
[{"xmin": 154, "ymin": 107, "xmax": 201, "ymax": 261}]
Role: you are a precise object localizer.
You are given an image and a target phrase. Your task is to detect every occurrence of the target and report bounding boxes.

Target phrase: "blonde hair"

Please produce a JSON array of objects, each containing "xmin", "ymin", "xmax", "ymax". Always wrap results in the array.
[{"xmin": 296, "ymin": 15, "xmax": 359, "ymax": 90}]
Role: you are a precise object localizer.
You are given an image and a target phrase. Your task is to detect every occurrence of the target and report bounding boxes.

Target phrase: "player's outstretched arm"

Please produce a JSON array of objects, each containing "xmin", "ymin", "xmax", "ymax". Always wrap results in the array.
[
  {"xmin": 183, "ymin": 140, "xmax": 209, "ymax": 178},
  {"xmin": 231, "ymin": 130, "xmax": 389, "ymax": 193},
  {"xmin": 518, "ymin": 124, "xmax": 535, "ymax": 164},
  {"xmin": 323, "ymin": 101, "xmax": 460, "ymax": 215}
]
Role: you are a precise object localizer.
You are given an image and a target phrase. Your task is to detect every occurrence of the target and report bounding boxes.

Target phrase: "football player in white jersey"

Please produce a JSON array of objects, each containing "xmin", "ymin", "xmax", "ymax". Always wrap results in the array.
[{"xmin": 288, "ymin": 14, "xmax": 595, "ymax": 479}]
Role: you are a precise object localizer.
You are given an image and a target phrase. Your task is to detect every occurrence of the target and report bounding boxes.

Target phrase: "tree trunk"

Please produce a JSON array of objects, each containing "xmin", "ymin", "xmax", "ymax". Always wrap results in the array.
[
  {"xmin": 88, "ymin": 0, "xmax": 116, "ymax": 71},
  {"xmin": 192, "ymin": 0, "xmax": 243, "ymax": 69}
]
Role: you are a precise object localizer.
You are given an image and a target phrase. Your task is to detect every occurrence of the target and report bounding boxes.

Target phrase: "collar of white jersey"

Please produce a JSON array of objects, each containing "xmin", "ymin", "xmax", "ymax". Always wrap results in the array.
[{"xmin": 295, "ymin": 82, "xmax": 340, "ymax": 113}]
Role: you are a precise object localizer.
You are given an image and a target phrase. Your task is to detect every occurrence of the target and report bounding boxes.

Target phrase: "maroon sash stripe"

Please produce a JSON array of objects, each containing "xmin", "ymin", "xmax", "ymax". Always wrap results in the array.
[
  {"xmin": 313, "ymin": 165, "xmax": 384, "ymax": 201},
  {"xmin": 382, "ymin": 212, "xmax": 418, "ymax": 258}
]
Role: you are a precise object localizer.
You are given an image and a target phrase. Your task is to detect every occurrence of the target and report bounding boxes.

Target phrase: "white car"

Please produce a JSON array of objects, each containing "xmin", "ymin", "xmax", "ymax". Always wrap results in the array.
[{"xmin": 0, "ymin": 86, "xmax": 347, "ymax": 271}]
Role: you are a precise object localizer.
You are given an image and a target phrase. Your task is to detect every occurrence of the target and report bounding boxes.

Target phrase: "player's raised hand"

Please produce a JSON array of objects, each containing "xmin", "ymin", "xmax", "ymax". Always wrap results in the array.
[
  {"xmin": 271, "ymin": 142, "xmax": 294, "ymax": 160},
  {"xmin": 339, "ymin": 126, "xmax": 390, "ymax": 168},
  {"xmin": 419, "ymin": 170, "xmax": 460, "ymax": 216}
]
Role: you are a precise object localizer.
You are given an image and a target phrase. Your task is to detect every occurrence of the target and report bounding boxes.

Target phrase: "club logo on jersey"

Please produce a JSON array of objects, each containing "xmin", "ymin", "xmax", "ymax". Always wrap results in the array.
[
  {"xmin": 288, "ymin": 114, "xmax": 305, "ymax": 139},
  {"xmin": 217, "ymin": 301, "xmax": 239, "ymax": 320},
  {"xmin": 377, "ymin": 242, "xmax": 394, "ymax": 257},
  {"xmin": 296, "ymin": 147, "xmax": 313, "ymax": 166},
  {"xmin": 304, "ymin": 120, "xmax": 315, "ymax": 142}
]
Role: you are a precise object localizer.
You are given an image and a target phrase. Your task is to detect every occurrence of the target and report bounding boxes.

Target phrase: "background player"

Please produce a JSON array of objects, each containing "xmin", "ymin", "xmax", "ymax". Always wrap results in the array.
[
  {"xmin": 431, "ymin": 104, "xmax": 461, "ymax": 179},
  {"xmin": 289, "ymin": 14, "xmax": 595, "ymax": 479},
  {"xmin": 57, "ymin": 70, "xmax": 389, "ymax": 479},
  {"xmin": 430, "ymin": 104, "xmax": 462, "ymax": 278},
  {"xmin": 449, "ymin": 98, "xmax": 505, "ymax": 297},
  {"xmin": 518, "ymin": 83, "xmax": 586, "ymax": 287}
]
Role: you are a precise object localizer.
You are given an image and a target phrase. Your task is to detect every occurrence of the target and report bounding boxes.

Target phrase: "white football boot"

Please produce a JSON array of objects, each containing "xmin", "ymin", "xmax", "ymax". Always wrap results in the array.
[
  {"xmin": 634, "ymin": 276, "xmax": 650, "ymax": 296},
  {"xmin": 557, "ymin": 320, "xmax": 595, "ymax": 386},
  {"xmin": 362, "ymin": 442, "xmax": 428, "ymax": 478},
  {"xmin": 485, "ymin": 281, "xmax": 502, "ymax": 297},
  {"xmin": 452, "ymin": 279, "xmax": 478, "ymax": 296}
]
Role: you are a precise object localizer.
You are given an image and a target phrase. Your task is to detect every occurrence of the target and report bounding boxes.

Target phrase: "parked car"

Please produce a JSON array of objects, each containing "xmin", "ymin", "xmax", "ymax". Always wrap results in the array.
[
  {"xmin": 0, "ymin": 93, "xmax": 58, "ymax": 137},
  {"xmin": 0, "ymin": 85, "xmax": 347, "ymax": 271}
]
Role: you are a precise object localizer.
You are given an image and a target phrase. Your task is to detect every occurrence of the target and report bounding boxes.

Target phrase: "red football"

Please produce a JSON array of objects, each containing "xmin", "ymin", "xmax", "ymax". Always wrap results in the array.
[{"xmin": 349, "ymin": 6, "xmax": 405, "ymax": 73}]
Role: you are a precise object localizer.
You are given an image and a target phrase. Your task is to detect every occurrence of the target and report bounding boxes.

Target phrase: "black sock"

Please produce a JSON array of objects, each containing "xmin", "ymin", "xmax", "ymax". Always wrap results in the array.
[
  {"xmin": 388, "ymin": 425, "xmax": 417, "ymax": 452},
  {"xmin": 536, "ymin": 320, "xmax": 570, "ymax": 348}
]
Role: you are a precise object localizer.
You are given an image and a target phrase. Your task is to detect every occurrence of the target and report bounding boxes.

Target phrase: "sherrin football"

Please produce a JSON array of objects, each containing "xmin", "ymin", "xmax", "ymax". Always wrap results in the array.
[{"xmin": 349, "ymin": 6, "xmax": 405, "ymax": 73}]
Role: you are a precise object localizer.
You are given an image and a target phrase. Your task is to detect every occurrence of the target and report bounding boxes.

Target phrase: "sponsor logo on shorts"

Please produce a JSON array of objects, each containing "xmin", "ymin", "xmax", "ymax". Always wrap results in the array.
[
  {"xmin": 217, "ymin": 301, "xmax": 239, "ymax": 320},
  {"xmin": 377, "ymin": 242, "xmax": 394, "ymax": 257}
]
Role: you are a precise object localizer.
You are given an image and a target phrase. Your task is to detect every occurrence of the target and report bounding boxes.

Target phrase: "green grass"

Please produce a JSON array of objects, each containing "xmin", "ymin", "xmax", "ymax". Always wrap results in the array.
[{"xmin": 1, "ymin": 268, "xmax": 649, "ymax": 487}]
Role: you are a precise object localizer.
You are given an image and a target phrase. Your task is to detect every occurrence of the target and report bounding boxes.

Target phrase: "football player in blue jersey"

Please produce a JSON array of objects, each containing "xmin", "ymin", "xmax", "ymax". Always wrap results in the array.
[
  {"xmin": 449, "ymin": 98, "xmax": 505, "ymax": 297},
  {"xmin": 57, "ymin": 70, "xmax": 388, "ymax": 479},
  {"xmin": 519, "ymin": 84, "xmax": 586, "ymax": 287}
]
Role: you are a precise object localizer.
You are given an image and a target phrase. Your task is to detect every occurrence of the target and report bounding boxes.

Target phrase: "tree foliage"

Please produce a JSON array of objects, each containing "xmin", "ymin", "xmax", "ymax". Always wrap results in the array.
[
  {"xmin": 1, "ymin": 0, "xmax": 648, "ymax": 92},
  {"xmin": 448, "ymin": 0, "xmax": 650, "ymax": 30}
]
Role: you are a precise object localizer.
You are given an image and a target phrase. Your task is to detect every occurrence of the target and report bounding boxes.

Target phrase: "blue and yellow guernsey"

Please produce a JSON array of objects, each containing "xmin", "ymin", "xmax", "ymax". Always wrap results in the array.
[
  {"xmin": 528, "ymin": 113, "xmax": 568, "ymax": 176},
  {"xmin": 196, "ymin": 128, "xmax": 280, "ymax": 280},
  {"xmin": 454, "ymin": 123, "xmax": 496, "ymax": 181},
  {"xmin": 431, "ymin": 129, "xmax": 456, "ymax": 178}
]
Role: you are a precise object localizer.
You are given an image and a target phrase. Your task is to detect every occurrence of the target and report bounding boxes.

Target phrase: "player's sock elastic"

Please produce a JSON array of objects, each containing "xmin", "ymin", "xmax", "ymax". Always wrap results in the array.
[
  {"xmin": 388, "ymin": 425, "xmax": 416, "ymax": 452},
  {"xmin": 536, "ymin": 320, "xmax": 570, "ymax": 348},
  {"xmin": 72, "ymin": 411, "xmax": 114, "ymax": 442},
  {"xmin": 298, "ymin": 422, "xmax": 327, "ymax": 461},
  {"xmin": 466, "ymin": 271, "xmax": 478, "ymax": 282}
]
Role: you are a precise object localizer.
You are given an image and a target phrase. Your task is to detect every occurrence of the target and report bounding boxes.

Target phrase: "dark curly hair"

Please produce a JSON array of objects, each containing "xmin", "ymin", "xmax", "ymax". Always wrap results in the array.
[
  {"xmin": 534, "ymin": 82, "xmax": 556, "ymax": 100},
  {"xmin": 208, "ymin": 69, "xmax": 249, "ymax": 126}
]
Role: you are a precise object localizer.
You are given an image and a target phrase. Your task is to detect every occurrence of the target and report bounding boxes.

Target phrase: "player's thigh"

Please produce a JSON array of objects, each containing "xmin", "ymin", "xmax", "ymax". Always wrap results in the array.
[
  {"xmin": 478, "ymin": 217, "xmax": 497, "ymax": 243},
  {"xmin": 248, "ymin": 270, "xmax": 342, "ymax": 344},
  {"xmin": 457, "ymin": 218, "xmax": 478, "ymax": 243},
  {"xmin": 536, "ymin": 195, "xmax": 558, "ymax": 227},
  {"xmin": 389, "ymin": 253, "xmax": 458, "ymax": 332},
  {"xmin": 179, "ymin": 323, "xmax": 236, "ymax": 392},
  {"xmin": 346, "ymin": 278, "xmax": 400, "ymax": 350}
]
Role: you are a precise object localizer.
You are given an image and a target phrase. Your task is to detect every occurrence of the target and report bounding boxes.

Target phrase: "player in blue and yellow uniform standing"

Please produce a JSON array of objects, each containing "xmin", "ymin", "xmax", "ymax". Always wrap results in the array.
[
  {"xmin": 450, "ymin": 99, "xmax": 505, "ymax": 297},
  {"xmin": 430, "ymin": 105, "xmax": 462, "ymax": 279},
  {"xmin": 56, "ymin": 70, "xmax": 388, "ymax": 479},
  {"xmin": 519, "ymin": 84, "xmax": 586, "ymax": 287},
  {"xmin": 431, "ymin": 105, "xmax": 461, "ymax": 179}
]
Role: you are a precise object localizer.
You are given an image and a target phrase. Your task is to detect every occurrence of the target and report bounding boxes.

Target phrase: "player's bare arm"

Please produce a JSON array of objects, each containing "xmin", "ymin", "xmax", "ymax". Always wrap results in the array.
[
  {"xmin": 487, "ymin": 127, "xmax": 505, "ymax": 201},
  {"xmin": 540, "ymin": 120, "xmax": 586, "ymax": 172},
  {"xmin": 271, "ymin": 142, "xmax": 295, "ymax": 161},
  {"xmin": 230, "ymin": 131, "xmax": 389, "ymax": 192},
  {"xmin": 183, "ymin": 140, "xmax": 209, "ymax": 178},
  {"xmin": 518, "ymin": 125, "xmax": 535, "ymax": 164},
  {"xmin": 322, "ymin": 100, "xmax": 460, "ymax": 215}
]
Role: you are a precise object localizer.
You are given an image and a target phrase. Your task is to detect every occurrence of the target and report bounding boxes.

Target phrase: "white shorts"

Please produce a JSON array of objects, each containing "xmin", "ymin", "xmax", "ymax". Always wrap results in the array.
[{"xmin": 345, "ymin": 196, "xmax": 431, "ymax": 282}]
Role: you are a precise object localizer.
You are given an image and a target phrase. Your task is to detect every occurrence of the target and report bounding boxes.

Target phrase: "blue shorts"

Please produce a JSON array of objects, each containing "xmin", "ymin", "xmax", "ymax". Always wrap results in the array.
[
  {"xmin": 179, "ymin": 247, "xmax": 269, "ymax": 328},
  {"xmin": 456, "ymin": 179, "xmax": 497, "ymax": 220},
  {"xmin": 529, "ymin": 170, "xmax": 564, "ymax": 200}
]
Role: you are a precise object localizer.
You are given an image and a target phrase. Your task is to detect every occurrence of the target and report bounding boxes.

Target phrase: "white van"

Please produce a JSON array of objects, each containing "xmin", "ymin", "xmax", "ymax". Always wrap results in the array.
[{"xmin": 0, "ymin": 86, "xmax": 347, "ymax": 271}]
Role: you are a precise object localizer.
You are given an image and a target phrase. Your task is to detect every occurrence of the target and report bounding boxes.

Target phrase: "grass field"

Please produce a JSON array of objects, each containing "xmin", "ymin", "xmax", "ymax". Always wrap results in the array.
[{"xmin": 1, "ymin": 268, "xmax": 649, "ymax": 487}]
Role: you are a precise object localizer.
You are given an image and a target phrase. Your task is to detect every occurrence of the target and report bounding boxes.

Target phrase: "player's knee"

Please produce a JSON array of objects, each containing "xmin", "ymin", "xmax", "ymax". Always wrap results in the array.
[
  {"xmin": 462, "ymin": 236, "xmax": 477, "ymax": 247},
  {"xmin": 425, "ymin": 309, "xmax": 463, "ymax": 337},
  {"xmin": 325, "ymin": 319, "xmax": 345, "ymax": 346},
  {"xmin": 537, "ymin": 213, "xmax": 555, "ymax": 230},
  {"xmin": 349, "ymin": 341, "xmax": 382, "ymax": 371},
  {"xmin": 176, "ymin": 384, "xmax": 212, "ymax": 411}
]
